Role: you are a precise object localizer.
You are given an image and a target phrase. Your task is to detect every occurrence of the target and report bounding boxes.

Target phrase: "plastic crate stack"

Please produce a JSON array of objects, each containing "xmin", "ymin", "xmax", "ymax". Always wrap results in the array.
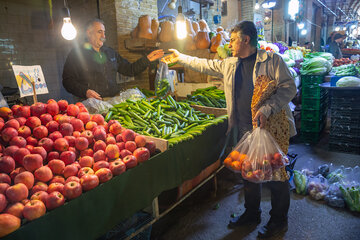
[
  {"xmin": 329, "ymin": 90, "xmax": 360, "ymax": 154},
  {"xmin": 300, "ymin": 75, "xmax": 328, "ymax": 143}
]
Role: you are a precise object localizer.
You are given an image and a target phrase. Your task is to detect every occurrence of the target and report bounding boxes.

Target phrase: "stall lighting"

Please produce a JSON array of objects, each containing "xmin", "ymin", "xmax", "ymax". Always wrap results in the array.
[
  {"xmin": 297, "ymin": 22, "xmax": 305, "ymax": 29},
  {"xmin": 255, "ymin": 2, "xmax": 260, "ymax": 10},
  {"xmin": 343, "ymin": 27, "xmax": 347, "ymax": 30},
  {"xmin": 262, "ymin": 0, "xmax": 276, "ymax": 9},
  {"xmin": 335, "ymin": 26, "xmax": 340, "ymax": 31},
  {"xmin": 61, "ymin": 1, "xmax": 77, "ymax": 41},
  {"xmin": 288, "ymin": 0, "xmax": 300, "ymax": 20},
  {"xmin": 352, "ymin": 29, "xmax": 358, "ymax": 36},
  {"xmin": 301, "ymin": 29, "xmax": 307, "ymax": 35},
  {"xmin": 175, "ymin": 6, "xmax": 187, "ymax": 39},
  {"xmin": 351, "ymin": 25, "xmax": 356, "ymax": 29}
]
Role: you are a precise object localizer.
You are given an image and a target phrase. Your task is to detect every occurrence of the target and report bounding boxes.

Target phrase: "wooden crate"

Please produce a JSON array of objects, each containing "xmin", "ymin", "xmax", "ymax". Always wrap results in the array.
[
  {"xmin": 191, "ymin": 105, "xmax": 228, "ymax": 117},
  {"xmin": 174, "ymin": 82, "xmax": 216, "ymax": 98},
  {"xmin": 143, "ymin": 136, "xmax": 168, "ymax": 152}
]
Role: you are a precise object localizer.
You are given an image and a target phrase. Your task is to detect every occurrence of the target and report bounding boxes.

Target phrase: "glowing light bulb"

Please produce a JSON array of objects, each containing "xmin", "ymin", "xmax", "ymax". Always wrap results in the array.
[
  {"xmin": 301, "ymin": 29, "xmax": 307, "ymax": 35},
  {"xmin": 351, "ymin": 25, "xmax": 356, "ymax": 29},
  {"xmin": 343, "ymin": 27, "xmax": 347, "ymax": 31},
  {"xmin": 61, "ymin": 17, "xmax": 77, "ymax": 40},
  {"xmin": 297, "ymin": 23, "xmax": 304, "ymax": 29},
  {"xmin": 335, "ymin": 26, "xmax": 340, "ymax": 31},
  {"xmin": 255, "ymin": 3, "xmax": 260, "ymax": 10},
  {"xmin": 175, "ymin": 14, "xmax": 187, "ymax": 40}
]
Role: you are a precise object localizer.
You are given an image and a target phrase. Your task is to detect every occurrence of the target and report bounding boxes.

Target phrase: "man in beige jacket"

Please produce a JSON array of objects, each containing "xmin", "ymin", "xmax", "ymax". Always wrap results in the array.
[{"xmin": 163, "ymin": 21, "xmax": 296, "ymax": 238}]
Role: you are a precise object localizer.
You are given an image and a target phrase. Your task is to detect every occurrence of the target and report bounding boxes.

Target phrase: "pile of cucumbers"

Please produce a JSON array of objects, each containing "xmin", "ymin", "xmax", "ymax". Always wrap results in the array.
[
  {"xmin": 184, "ymin": 86, "xmax": 226, "ymax": 108},
  {"xmin": 106, "ymin": 95, "xmax": 227, "ymax": 147}
]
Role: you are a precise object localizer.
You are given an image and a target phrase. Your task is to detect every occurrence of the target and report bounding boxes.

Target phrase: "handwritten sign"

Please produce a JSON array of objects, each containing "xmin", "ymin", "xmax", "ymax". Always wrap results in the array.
[{"xmin": 12, "ymin": 65, "xmax": 48, "ymax": 98}]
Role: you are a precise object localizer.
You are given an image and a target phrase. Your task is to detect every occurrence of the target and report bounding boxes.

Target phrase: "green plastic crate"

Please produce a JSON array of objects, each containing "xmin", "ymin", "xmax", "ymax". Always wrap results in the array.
[
  {"xmin": 300, "ymin": 131, "xmax": 322, "ymax": 144},
  {"xmin": 301, "ymin": 75, "xmax": 325, "ymax": 88},
  {"xmin": 302, "ymin": 86, "xmax": 327, "ymax": 98},
  {"xmin": 301, "ymin": 107, "xmax": 328, "ymax": 121},
  {"xmin": 301, "ymin": 119, "xmax": 326, "ymax": 132},
  {"xmin": 302, "ymin": 95, "xmax": 328, "ymax": 110}
]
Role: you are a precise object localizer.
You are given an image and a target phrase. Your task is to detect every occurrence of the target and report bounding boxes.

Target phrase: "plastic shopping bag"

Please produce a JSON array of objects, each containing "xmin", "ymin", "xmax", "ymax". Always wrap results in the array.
[
  {"xmin": 155, "ymin": 62, "xmax": 171, "ymax": 98},
  {"xmin": 307, "ymin": 174, "xmax": 329, "ymax": 200},
  {"xmin": 224, "ymin": 127, "xmax": 289, "ymax": 183}
]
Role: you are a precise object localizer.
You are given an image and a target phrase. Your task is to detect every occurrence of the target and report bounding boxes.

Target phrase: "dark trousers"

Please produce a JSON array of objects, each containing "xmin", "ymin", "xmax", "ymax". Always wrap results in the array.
[{"xmin": 244, "ymin": 179, "xmax": 290, "ymax": 222}]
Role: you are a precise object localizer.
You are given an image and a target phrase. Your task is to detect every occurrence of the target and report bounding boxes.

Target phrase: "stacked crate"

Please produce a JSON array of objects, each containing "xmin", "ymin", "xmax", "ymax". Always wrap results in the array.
[
  {"xmin": 329, "ymin": 90, "xmax": 360, "ymax": 154},
  {"xmin": 300, "ymin": 75, "xmax": 328, "ymax": 143}
]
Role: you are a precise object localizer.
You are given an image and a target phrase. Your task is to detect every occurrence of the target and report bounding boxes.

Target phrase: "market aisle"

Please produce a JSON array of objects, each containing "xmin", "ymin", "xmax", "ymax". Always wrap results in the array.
[{"xmin": 151, "ymin": 142, "xmax": 360, "ymax": 240}]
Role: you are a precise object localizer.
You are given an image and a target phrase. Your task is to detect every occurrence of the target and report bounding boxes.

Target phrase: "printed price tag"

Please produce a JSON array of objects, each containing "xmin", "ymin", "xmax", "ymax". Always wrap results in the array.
[{"xmin": 12, "ymin": 65, "xmax": 48, "ymax": 98}]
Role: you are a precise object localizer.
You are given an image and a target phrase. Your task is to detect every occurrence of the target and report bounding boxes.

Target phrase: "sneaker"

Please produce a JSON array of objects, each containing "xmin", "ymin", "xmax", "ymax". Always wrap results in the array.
[
  {"xmin": 227, "ymin": 211, "xmax": 261, "ymax": 229},
  {"xmin": 257, "ymin": 219, "xmax": 288, "ymax": 238}
]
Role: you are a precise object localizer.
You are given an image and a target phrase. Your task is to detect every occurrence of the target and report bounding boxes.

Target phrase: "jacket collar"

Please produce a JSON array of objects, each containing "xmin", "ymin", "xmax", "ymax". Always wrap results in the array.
[{"xmin": 256, "ymin": 49, "xmax": 269, "ymax": 63}]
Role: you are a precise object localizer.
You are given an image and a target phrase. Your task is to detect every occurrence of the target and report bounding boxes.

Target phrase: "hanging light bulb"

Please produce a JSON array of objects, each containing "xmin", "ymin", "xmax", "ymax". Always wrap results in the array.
[
  {"xmin": 335, "ymin": 26, "xmax": 340, "ymax": 31},
  {"xmin": 343, "ymin": 27, "xmax": 347, "ymax": 31},
  {"xmin": 61, "ymin": 17, "xmax": 77, "ymax": 40},
  {"xmin": 255, "ymin": 0, "xmax": 260, "ymax": 10},
  {"xmin": 301, "ymin": 29, "xmax": 307, "ymax": 35},
  {"xmin": 297, "ymin": 22, "xmax": 305, "ymax": 29},
  {"xmin": 351, "ymin": 25, "xmax": 356, "ymax": 29},
  {"xmin": 61, "ymin": 2, "xmax": 77, "ymax": 40},
  {"xmin": 175, "ymin": 6, "xmax": 187, "ymax": 40}
]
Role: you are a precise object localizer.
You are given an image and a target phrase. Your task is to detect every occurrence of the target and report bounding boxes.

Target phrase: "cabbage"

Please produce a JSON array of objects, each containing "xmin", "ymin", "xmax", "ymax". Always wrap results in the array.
[
  {"xmin": 305, "ymin": 52, "xmax": 334, "ymax": 65},
  {"xmin": 284, "ymin": 49, "xmax": 303, "ymax": 61},
  {"xmin": 300, "ymin": 57, "xmax": 331, "ymax": 75},
  {"xmin": 336, "ymin": 76, "xmax": 360, "ymax": 87}
]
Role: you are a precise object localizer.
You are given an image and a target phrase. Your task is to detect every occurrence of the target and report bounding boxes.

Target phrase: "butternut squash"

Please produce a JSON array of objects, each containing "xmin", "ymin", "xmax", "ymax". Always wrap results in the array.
[
  {"xmin": 186, "ymin": 18, "xmax": 195, "ymax": 39},
  {"xmin": 192, "ymin": 21, "xmax": 200, "ymax": 33},
  {"xmin": 210, "ymin": 33, "xmax": 223, "ymax": 52},
  {"xmin": 159, "ymin": 21, "xmax": 174, "ymax": 42},
  {"xmin": 151, "ymin": 18, "xmax": 159, "ymax": 40},
  {"xmin": 138, "ymin": 15, "xmax": 153, "ymax": 40},
  {"xmin": 198, "ymin": 19, "xmax": 210, "ymax": 32},
  {"xmin": 195, "ymin": 31, "xmax": 210, "ymax": 49}
]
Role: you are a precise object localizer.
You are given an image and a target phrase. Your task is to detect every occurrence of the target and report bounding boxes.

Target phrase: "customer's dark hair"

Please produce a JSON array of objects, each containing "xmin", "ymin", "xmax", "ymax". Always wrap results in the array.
[
  {"xmin": 332, "ymin": 33, "xmax": 344, "ymax": 42},
  {"xmin": 85, "ymin": 18, "xmax": 104, "ymax": 31},
  {"xmin": 231, "ymin": 21, "xmax": 258, "ymax": 47}
]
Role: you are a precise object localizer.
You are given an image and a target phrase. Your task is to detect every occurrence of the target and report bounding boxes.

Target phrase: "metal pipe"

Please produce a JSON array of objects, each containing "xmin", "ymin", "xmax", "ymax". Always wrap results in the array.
[{"xmin": 315, "ymin": 0, "xmax": 337, "ymax": 17}]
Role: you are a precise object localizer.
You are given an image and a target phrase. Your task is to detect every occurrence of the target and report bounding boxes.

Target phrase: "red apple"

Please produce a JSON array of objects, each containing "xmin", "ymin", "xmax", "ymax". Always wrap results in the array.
[
  {"xmin": 63, "ymin": 164, "xmax": 78, "ymax": 179},
  {"xmin": 16, "ymin": 105, "xmax": 31, "ymax": 118},
  {"xmin": 109, "ymin": 159, "xmax": 126, "ymax": 176},
  {"xmin": 109, "ymin": 122, "xmax": 122, "ymax": 136},
  {"xmin": 77, "ymin": 112, "xmax": 90, "ymax": 125},
  {"xmin": 6, "ymin": 183, "xmax": 28, "ymax": 202},
  {"xmin": 53, "ymin": 138, "xmax": 69, "ymax": 152},
  {"xmin": 14, "ymin": 171, "xmax": 34, "ymax": 189},
  {"xmin": 60, "ymin": 151, "xmax": 76, "ymax": 165},
  {"xmin": 59, "ymin": 123, "xmax": 73, "ymax": 137},
  {"xmin": 93, "ymin": 150, "xmax": 106, "ymax": 162},
  {"xmin": 0, "ymin": 156, "xmax": 15, "ymax": 174},
  {"xmin": 70, "ymin": 118, "xmax": 84, "ymax": 132},
  {"xmin": 47, "ymin": 151, "xmax": 60, "ymax": 161},
  {"xmin": 93, "ymin": 161, "xmax": 110, "ymax": 172},
  {"xmin": 45, "ymin": 191, "xmax": 65, "ymax": 210},
  {"xmin": 134, "ymin": 135, "xmax": 147, "ymax": 147},
  {"xmin": 33, "ymin": 125, "xmax": 48, "ymax": 139},
  {"xmin": 106, "ymin": 136, "xmax": 116, "ymax": 145},
  {"xmin": 48, "ymin": 159, "xmax": 65, "ymax": 175},
  {"xmin": 17, "ymin": 126, "xmax": 31, "ymax": 138},
  {"xmin": 63, "ymin": 181, "xmax": 82, "ymax": 200},
  {"xmin": 122, "ymin": 129, "xmax": 135, "ymax": 142},
  {"xmin": 105, "ymin": 144, "xmax": 120, "ymax": 160},
  {"xmin": 48, "ymin": 131, "xmax": 63, "ymax": 142},
  {"xmin": 4, "ymin": 119, "xmax": 20, "ymax": 130},
  {"xmin": 93, "ymin": 128, "xmax": 106, "ymax": 141},
  {"xmin": 145, "ymin": 141, "xmax": 156, "ymax": 155},
  {"xmin": 79, "ymin": 156, "xmax": 94, "ymax": 168},
  {"xmin": 57, "ymin": 100, "xmax": 68, "ymax": 112},
  {"xmin": 4, "ymin": 202, "xmax": 24, "ymax": 218},
  {"xmin": 15, "ymin": 117, "xmax": 26, "ymax": 126},
  {"xmin": 9, "ymin": 167, "xmax": 26, "ymax": 182},
  {"xmin": 122, "ymin": 155, "xmax": 138, "ymax": 169},
  {"xmin": 46, "ymin": 102, "xmax": 59, "ymax": 116},
  {"xmin": 66, "ymin": 104, "xmax": 80, "ymax": 117},
  {"xmin": 34, "ymin": 166, "xmax": 53, "ymax": 182},
  {"xmin": 93, "ymin": 140, "xmax": 106, "ymax": 152},
  {"xmin": 0, "ymin": 174, "xmax": 10, "ymax": 185},
  {"xmin": 3, "ymin": 146, "xmax": 19, "ymax": 158},
  {"xmin": 85, "ymin": 121, "xmax": 97, "ymax": 131},
  {"xmin": 75, "ymin": 137, "xmax": 89, "ymax": 151},
  {"xmin": 30, "ymin": 190, "xmax": 48, "ymax": 204},
  {"xmin": 49, "ymin": 175, "xmax": 65, "ymax": 185},
  {"xmin": 125, "ymin": 141, "xmax": 137, "ymax": 153},
  {"xmin": 23, "ymin": 200, "xmax": 46, "ymax": 221},
  {"xmin": 80, "ymin": 148, "xmax": 93, "ymax": 157},
  {"xmin": 95, "ymin": 168, "xmax": 113, "ymax": 183},
  {"xmin": 64, "ymin": 136, "xmax": 75, "ymax": 147},
  {"xmin": 38, "ymin": 137, "xmax": 54, "ymax": 152},
  {"xmin": 26, "ymin": 136, "xmax": 38, "ymax": 146},
  {"xmin": 80, "ymin": 174, "xmax": 99, "ymax": 191},
  {"xmin": 47, "ymin": 182, "xmax": 64, "ymax": 195},
  {"xmin": 0, "ymin": 194, "xmax": 7, "ymax": 213},
  {"xmin": 133, "ymin": 147, "xmax": 150, "ymax": 163},
  {"xmin": 25, "ymin": 116, "xmax": 41, "ymax": 129},
  {"xmin": 65, "ymin": 176, "xmax": 80, "ymax": 183},
  {"xmin": 30, "ymin": 182, "xmax": 48, "ymax": 195},
  {"xmin": 116, "ymin": 142, "xmax": 125, "ymax": 152},
  {"xmin": 46, "ymin": 120, "xmax": 59, "ymax": 133},
  {"xmin": 31, "ymin": 147, "xmax": 47, "ymax": 161},
  {"xmin": 30, "ymin": 102, "xmax": 46, "ymax": 117},
  {"xmin": 80, "ymin": 130, "xmax": 94, "ymax": 144},
  {"xmin": 91, "ymin": 114, "xmax": 104, "ymax": 125},
  {"xmin": 77, "ymin": 167, "xmax": 94, "ymax": 178},
  {"xmin": 120, "ymin": 149, "xmax": 132, "ymax": 159},
  {"xmin": 23, "ymin": 154, "xmax": 43, "ymax": 172},
  {"xmin": 40, "ymin": 113, "xmax": 52, "ymax": 125},
  {"xmin": 1, "ymin": 127, "xmax": 18, "ymax": 142},
  {"xmin": 13, "ymin": 148, "xmax": 30, "ymax": 165},
  {"xmin": 0, "ymin": 213, "xmax": 21, "ymax": 237}
]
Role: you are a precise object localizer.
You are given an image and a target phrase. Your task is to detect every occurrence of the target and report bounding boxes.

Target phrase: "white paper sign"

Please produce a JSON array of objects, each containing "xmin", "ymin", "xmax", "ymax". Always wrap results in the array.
[{"xmin": 12, "ymin": 65, "xmax": 48, "ymax": 98}]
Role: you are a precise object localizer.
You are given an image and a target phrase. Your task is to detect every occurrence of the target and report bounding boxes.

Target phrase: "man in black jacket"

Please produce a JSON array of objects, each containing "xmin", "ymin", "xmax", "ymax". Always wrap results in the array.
[{"xmin": 62, "ymin": 18, "xmax": 164, "ymax": 100}]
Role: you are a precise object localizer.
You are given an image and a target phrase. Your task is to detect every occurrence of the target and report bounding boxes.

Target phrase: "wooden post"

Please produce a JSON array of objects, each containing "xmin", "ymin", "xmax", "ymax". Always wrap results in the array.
[{"xmin": 31, "ymin": 80, "xmax": 37, "ymax": 104}]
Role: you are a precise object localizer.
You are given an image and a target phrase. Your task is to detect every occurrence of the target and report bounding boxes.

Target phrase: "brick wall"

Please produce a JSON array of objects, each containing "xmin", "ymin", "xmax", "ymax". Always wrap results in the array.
[
  {"xmin": 240, "ymin": 0, "xmax": 254, "ymax": 21},
  {"xmin": 221, "ymin": 0, "xmax": 239, "ymax": 30}
]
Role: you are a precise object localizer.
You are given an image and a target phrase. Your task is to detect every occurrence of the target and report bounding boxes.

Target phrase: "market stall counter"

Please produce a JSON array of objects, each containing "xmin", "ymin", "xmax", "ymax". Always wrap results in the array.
[{"xmin": 3, "ymin": 121, "xmax": 227, "ymax": 240}]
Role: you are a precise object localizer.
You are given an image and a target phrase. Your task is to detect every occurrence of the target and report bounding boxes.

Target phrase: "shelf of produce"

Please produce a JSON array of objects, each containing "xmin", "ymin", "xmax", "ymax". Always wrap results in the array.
[{"xmin": 3, "ymin": 121, "xmax": 228, "ymax": 240}]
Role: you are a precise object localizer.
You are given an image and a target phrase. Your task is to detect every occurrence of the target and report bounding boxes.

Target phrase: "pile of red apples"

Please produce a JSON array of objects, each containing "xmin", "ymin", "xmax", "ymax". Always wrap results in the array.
[{"xmin": 0, "ymin": 100, "xmax": 156, "ymax": 237}]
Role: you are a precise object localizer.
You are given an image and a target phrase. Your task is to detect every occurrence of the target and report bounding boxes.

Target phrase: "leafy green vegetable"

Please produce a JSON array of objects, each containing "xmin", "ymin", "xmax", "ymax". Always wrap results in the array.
[
  {"xmin": 332, "ymin": 64, "xmax": 358, "ymax": 76},
  {"xmin": 300, "ymin": 57, "xmax": 331, "ymax": 75},
  {"xmin": 336, "ymin": 76, "xmax": 360, "ymax": 87},
  {"xmin": 305, "ymin": 52, "xmax": 334, "ymax": 64}
]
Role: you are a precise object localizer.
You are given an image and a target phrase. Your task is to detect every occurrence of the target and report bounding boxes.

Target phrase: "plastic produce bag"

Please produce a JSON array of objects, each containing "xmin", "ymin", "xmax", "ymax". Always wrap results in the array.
[
  {"xmin": 325, "ymin": 182, "xmax": 345, "ymax": 208},
  {"xmin": 82, "ymin": 98, "xmax": 113, "ymax": 115},
  {"xmin": 105, "ymin": 88, "xmax": 146, "ymax": 106},
  {"xmin": 155, "ymin": 62, "xmax": 171, "ymax": 98},
  {"xmin": 307, "ymin": 174, "xmax": 329, "ymax": 200},
  {"xmin": 224, "ymin": 128, "xmax": 289, "ymax": 183},
  {"xmin": 293, "ymin": 170, "xmax": 308, "ymax": 195}
]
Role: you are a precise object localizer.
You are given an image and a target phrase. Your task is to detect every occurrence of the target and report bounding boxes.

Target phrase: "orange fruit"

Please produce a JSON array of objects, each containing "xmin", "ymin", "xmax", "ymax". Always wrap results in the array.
[
  {"xmin": 223, "ymin": 157, "xmax": 233, "ymax": 167},
  {"xmin": 239, "ymin": 153, "xmax": 247, "ymax": 162},
  {"xmin": 231, "ymin": 161, "xmax": 242, "ymax": 171},
  {"xmin": 229, "ymin": 150, "xmax": 240, "ymax": 161}
]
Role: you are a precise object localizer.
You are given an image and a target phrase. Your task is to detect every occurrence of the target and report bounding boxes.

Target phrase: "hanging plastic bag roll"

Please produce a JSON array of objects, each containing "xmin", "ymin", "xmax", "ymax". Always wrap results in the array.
[{"xmin": 155, "ymin": 62, "xmax": 171, "ymax": 98}]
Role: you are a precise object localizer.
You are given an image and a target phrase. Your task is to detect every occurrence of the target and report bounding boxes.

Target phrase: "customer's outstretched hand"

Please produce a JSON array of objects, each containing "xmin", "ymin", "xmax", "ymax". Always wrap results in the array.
[{"xmin": 161, "ymin": 49, "xmax": 180, "ymax": 64}]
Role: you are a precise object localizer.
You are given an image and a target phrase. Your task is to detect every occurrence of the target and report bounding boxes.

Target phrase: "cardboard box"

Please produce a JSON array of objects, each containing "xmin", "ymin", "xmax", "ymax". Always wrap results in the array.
[
  {"xmin": 191, "ymin": 105, "xmax": 228, "ymax": 117},
  {"xmin": 143, "ymin": 136, "xmax": 168, "ymax": 152}
]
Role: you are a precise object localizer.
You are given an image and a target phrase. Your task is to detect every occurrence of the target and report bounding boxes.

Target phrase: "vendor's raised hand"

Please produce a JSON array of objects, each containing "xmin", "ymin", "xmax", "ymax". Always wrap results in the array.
[
  {"xmin": 86, "ymin": 89, "xmax": 102, "ymax": 100},
  {"xmin": 254, "ymin": 111, "xmax": 267, "ymax": 128},
  {"xmin": 161, "ymin": 49, "xmax": 180, "ymax": 64},
  {"xmin": 147, "ymin": 49, "xmax": 165, "ymax": 62}
]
